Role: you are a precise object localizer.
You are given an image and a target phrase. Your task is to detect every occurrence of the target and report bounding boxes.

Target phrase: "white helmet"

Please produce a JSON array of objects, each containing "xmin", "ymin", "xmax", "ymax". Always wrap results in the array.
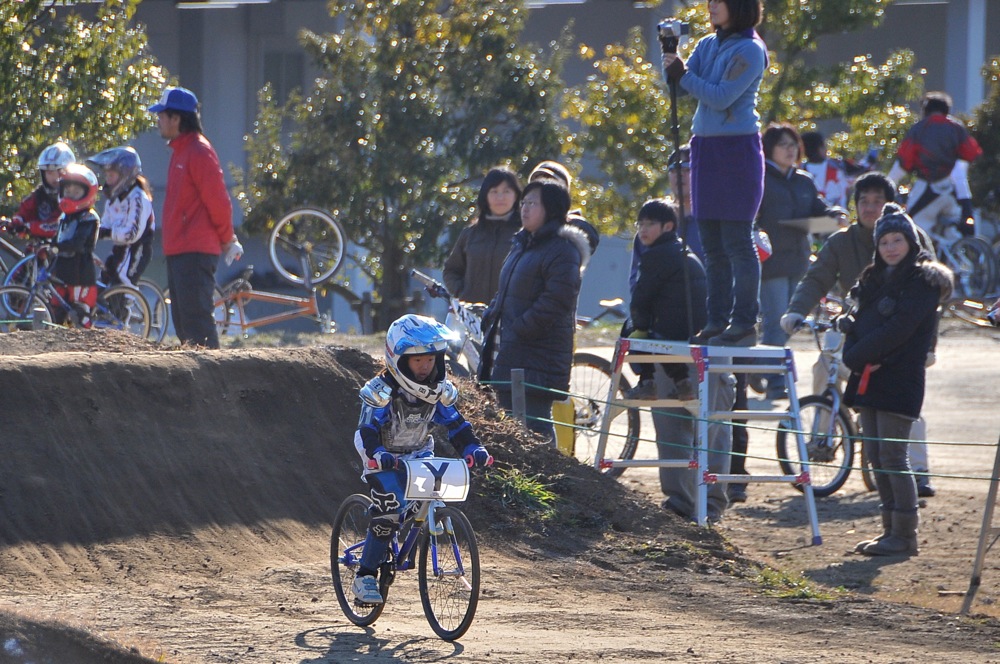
[
  {"xmin": 384, "ymin": 314, "xmax": 459, "ymax": 404},
  {"xmin": 88, "ymin": 146, "xmax": 142, "ymax": 200},
  {"xmin": 38, "ymin": 142, "xmax": 76, "ymax": 171}
]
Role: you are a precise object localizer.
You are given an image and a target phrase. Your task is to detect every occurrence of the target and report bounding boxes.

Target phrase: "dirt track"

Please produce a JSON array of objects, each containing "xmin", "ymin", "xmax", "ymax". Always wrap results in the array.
[{"xmin": 1, "ymin": 327, "xmax": 1000, "ymax": 663}]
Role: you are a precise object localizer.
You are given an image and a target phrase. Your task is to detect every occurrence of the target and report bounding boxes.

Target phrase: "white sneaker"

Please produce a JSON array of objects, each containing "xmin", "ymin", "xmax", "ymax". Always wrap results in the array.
[{"xmin": 352, "ymin": 575, "xmax": 383, "ymax": 604}]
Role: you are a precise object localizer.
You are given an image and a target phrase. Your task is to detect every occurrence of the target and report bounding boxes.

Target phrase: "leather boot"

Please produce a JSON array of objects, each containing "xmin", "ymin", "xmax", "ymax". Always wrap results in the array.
[
  {"xmin": 861, "ymin": 510, "xmax": 919, "ymax": 556},
  {"xmin": 854, "ymin": 509, "xmax": 892, "ymax": 553}
]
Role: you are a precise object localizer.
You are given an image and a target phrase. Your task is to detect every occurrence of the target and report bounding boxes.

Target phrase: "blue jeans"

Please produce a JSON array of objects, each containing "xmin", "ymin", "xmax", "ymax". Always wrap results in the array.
[
  {"xmin": 697, "ymin": 219, "xmax": 760, "ymax": 330},
  {"xmin": 759, "ymin": 275, "xmax": 800, "ymax": 390}
]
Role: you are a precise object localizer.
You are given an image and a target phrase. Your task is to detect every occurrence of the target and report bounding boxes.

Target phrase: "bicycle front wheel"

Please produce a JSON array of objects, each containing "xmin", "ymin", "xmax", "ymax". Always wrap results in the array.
[
  {"xmin": 269, "ymin": 208, "xmax": 345, "ymax": 286},
  {"xmin": 0, "ymin": 286, "xmax": 52, "ymax": 332},
  {"xmin": 331, "ymin": 494, "xmax": 386, "ymax": 627},
  {"xmin": 776, "ymin": 395, "xmax": 856, "ymax": 497},
  {"xmin": 96, "ymin": 285, "xmax": 152, "ymax": 338},
  {"xmin": 137, "ymin": 279, "xmax": 169, "ymax": 343},
  {"xmin": 570, "ymin": 352, "xmax": 639, "ymax": 477},
  {"xmin": 418, "ymin": 506, "xmax": 479, "ymax": 641},
  {"xmin": 948, "ymin": 236, "xmax": 996, "ymax": 298}
]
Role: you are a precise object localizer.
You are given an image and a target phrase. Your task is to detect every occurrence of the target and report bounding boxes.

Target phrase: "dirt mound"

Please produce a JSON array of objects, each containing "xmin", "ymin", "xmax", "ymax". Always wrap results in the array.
[{"xmin": 0, "ymin": 329, "xmax": 739, "ymax": 661}]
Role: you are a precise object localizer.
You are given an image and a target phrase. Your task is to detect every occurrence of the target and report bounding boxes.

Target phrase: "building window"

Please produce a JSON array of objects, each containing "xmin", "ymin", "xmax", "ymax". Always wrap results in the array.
[{"xmin": 263, "ymin": 51, "xmax": 304, "ymax": 104}]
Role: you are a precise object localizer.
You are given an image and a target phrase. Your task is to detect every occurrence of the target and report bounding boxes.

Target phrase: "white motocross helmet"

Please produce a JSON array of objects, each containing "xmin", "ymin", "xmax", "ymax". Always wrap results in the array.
[
  {"xmin": 37, "ymin": 141, "xmax": 76, "ymax": 191},
  {"xmin": 384, "ymin": 314, "xmax": 459, "ymax": 404},
  {"xmin": 38, "ymin": 142, "xmax": 76, "ymax": 171}
]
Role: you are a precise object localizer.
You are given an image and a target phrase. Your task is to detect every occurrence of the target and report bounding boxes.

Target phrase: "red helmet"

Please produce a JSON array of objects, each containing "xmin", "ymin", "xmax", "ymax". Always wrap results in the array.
[{"xmin": 58, "ymin": 163, "xmax": 99, "ymax": 214}]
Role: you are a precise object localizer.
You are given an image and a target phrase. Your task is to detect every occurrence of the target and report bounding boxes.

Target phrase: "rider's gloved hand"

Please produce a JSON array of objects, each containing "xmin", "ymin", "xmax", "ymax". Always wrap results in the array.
[
  {"xmin": 6, "ymin": 217, "xmax": 28, "ymax": 236},
  {"xmin": 98, "ymin": 227, "xmax": 112, "ymax": 239},
  {"xmin": 223, "ymin": 236, "xmax": 244, "ymax": 266},
  {"xmin": 367, "ymin": 446, "xmax": 397, "ymax": 471},
  {"xmin": 462, "ymin": 443, "xmax": 493, "ymax": 468},
  {"xmin": 779, "ymin": 312, "xmax": 804, "ymax": 335}
]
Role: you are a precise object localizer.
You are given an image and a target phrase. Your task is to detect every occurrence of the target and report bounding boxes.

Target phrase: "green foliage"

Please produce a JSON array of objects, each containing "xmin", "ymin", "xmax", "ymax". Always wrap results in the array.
[
  {"xmin": 0, "ymin": 0, "xmax": 167, "ymax": 215},
  {"xmin": 968, "ymin": 58, "xmax": 1000, "ymax": 217},
  {"xmin": 563, "ymin": 1, "xmax": 923, "ymax": 233},
  {"xmin": 482, "ymin": 466, "xmax": 557, "ymax": 518},
  {"xmin": 235, "ymin": 0, "xmax": 565, "ymax": 325}
]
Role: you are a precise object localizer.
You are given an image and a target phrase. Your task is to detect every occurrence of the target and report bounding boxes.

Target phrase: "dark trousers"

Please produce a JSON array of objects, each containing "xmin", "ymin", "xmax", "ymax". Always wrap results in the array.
[
  {"xmin": 167, "ymin": 253, "xmax": 219, "ymax": 349},
  {"xmin": 498, "ymin": 387, "xmax": 556, "ymax": 446},
  {"xmin": 730, "ymin": 373, "xmax": 749, "ymax": 475}
]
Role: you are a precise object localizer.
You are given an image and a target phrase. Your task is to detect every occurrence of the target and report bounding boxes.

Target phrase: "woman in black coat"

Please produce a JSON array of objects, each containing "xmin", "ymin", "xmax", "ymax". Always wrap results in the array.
[
  {"xmin": 842, "ymin": 204, "xmax": 952, "ymax": 557},
  {"xmin": 480, "ymin": 178, "xmax": 590, "ymax": 445}
]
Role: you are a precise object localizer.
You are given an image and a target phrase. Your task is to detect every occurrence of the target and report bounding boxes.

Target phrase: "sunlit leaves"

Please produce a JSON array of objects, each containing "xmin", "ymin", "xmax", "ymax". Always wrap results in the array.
[
  {"xmin": 968, "ymin": 58, "xmax": 1000, "ymax": 215},
  {"xmin": 0, "ymin": 0, "xmax": 167, "ymax": 215},
  {"xmin": 236, "ymin": 0, "xmax": 563, "ymax": 322}
]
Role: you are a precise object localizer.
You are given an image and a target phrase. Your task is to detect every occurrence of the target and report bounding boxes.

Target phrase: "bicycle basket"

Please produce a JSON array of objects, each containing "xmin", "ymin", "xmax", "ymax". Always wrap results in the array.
[{"xmin": 402, "ymin": 457, "xmax": 470, "ymax": 503}]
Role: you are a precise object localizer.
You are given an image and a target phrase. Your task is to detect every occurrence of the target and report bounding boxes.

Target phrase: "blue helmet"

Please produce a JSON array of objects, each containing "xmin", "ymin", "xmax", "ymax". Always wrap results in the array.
[{"xmin": 384, "ymin": 314, "xmax": 459, "ymax": 403}]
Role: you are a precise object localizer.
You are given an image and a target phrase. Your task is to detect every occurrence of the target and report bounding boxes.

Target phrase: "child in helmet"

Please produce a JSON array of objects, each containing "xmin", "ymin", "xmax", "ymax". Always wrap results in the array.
[
  {"xmin": 351, "ymin": 313, "xmax": 492, "ymax": 605},
  {"xmin": 10, "ymin": 141, "xmax": 76, "ymax": 240},
  {"xmin": 52, "ymin": 163, "xmax": 101, "ymax": 327},
  {"xmin": 87, "ymin": 146, "xmax": 155, "ymax": 287}
]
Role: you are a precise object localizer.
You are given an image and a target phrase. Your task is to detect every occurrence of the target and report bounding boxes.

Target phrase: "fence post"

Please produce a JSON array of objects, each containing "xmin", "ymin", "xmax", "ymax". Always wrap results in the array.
[
  {"xmin": 359, "ymin": 292, "xmax": 373, "ymax": 334},
  {"xmin": 510, "ymin": 368, "xmax": 526, "ymax": 428},
  {"xmin": 32, "ymin": 306, "xmax": 46, "ymax": 331}
]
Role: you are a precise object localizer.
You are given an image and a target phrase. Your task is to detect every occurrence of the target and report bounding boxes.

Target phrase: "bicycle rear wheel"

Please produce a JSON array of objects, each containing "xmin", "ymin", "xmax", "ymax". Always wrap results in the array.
[
  {"xmin": 137, "ymin": 279, "xmax": 169, "ymax": 343},
  {"xmin": 163, "ymin": 286, "xmax": 230, "ymax": 336},
  {"xmin": 947, "ymin": 236, "xmax": 996, "ymax": 298},
  {"xmin": 860, "ymin": 441, "xmax": 877, "ymax": 492},
  {"xmin": 570, "ymin": 352, "xmax": 639, "ymax": 477},
  {"xmin": 95, "ymin": 285, "xmax": 151, "ymax": 338},
  {"xmin": 776, "ymin": 395, "xmax": 856, "ymax": 497},
  {"xmin": 331, "ymin": 494, "xmax": 386, "ymax": 626},
  {"xmin": 269, "ymin": 208, "xmax": 345, "ymax": 286},
  {"xmin": 0, "ymin": 286, "xmax": 52, "ymax": 332},
  {"xmin": 418, "ymin": 506, "xmax": 479, "ymax": 641}
]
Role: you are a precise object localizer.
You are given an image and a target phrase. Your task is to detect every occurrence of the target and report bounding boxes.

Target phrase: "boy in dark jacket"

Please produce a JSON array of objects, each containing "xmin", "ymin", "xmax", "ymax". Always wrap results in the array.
[
  {"xmin": 625, "ymin": 198, "xmax": 707, "ymax": 401},
  {"xmin": 52, "ymin": 164, "xmax": 101, "ymax": 327}
]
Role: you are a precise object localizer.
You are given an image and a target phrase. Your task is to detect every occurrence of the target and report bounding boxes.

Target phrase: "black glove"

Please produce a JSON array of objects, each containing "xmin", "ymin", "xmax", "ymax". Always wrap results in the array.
[{"xmin": 98, "ymin": 227, "xmax": 112, "ymax": 239}]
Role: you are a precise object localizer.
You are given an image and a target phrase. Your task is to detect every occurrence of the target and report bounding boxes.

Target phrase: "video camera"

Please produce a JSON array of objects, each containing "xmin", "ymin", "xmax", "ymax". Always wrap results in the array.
[{"xmin": 657, "ymin": 18, "xmax": 689, "ymax": 54}]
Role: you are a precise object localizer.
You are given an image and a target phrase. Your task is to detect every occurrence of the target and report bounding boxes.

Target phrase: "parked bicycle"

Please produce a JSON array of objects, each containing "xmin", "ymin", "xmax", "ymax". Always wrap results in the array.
[
  {"xmin": 775, "ymin": 317, "xmax": 875, "ymax": 496},
  {"xmin": 929, "ymin": 224, "xmax": 995, "ymax": 298},
  {"xmin": 0, "ymin": 257, "xmax": 151, "ymax": 337},
  {"xmin": 410, "ymin": 269, "xmax": 639, "ymax": 477},
  {"xmin": 331, "ymin": 456, "xmax": 480, "ymax": 641},
  {"xmin": 269, "ymin": 208, "xmax": 346, "ymax": 287}
]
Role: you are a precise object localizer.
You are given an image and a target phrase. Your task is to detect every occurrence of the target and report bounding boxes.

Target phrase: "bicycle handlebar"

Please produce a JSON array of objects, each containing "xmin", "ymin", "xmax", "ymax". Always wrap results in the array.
[{"xmin": 410, "ymin": 269, "xmax": 450, "ymax": 300}]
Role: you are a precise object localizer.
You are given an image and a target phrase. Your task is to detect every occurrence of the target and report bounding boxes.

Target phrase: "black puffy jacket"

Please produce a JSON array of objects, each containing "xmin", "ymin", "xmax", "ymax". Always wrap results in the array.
[
  {"xmin": 484, "ymin": 219, "xmax": 590, "ymax": 393},
  {"xmin": 629, "ymin": 230, "xmax": 707, "ymax": 341},
  {"xmin": 842, "ymin": 256, "xmax": 953, "ymax": 419}
]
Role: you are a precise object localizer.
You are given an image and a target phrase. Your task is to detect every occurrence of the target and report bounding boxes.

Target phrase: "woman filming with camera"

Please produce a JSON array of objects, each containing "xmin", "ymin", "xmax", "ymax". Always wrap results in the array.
[{"xmin": 661, "ymin": 0, "xmax": 768, "ymax": 346}]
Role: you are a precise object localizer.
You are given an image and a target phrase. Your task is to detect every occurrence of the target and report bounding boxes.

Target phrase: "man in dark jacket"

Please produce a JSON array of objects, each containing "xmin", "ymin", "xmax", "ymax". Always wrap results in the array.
[{"xmin": 626, "ymin": 198, "xmax": 706, "ymax": 400}]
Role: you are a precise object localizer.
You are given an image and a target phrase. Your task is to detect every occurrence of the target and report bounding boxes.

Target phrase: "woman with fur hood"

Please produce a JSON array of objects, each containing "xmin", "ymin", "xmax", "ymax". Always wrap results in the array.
[
  {"xmin": 841, "ymin": 203, "xmax": 953, "ymax": 557},
  {"xmin": 479, "ymin": 178, "xmax": 591, "ymax": 445}
]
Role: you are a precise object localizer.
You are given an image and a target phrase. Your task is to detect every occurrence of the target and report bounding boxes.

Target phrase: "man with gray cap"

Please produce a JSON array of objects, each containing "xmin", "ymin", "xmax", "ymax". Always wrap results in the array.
[{"xmin": 149, "ymin": 85, "xmax": 242, "ymax": 348}]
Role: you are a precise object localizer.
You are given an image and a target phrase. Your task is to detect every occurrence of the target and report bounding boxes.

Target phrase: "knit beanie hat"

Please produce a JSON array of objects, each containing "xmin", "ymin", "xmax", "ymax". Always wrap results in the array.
[
  {"xmin": 873, "ymin": 203, "xmax": 920, "ymax": 252},
  {"xmin": 529, "ymin": 161, "xmax": 572, "ymax": 192}
]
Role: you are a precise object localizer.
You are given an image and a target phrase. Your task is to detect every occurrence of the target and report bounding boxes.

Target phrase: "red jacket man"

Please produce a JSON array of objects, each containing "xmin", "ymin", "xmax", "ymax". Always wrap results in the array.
[{"xmin": 150, "ymin": 86, "xmax": 242, "ymax": 348}]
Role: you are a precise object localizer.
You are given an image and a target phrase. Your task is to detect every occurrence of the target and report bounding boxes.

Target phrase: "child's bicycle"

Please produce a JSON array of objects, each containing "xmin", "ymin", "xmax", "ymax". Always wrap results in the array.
[
  {"xmin": 410, "ymin": 269, "xmax": 640, "ymax": 477},
  {"xmin": 776, "ymin": 317, "xmax": 875, "ymax": 496},
  {"xmin": 0, "ymin": 254, "xmax": 151, "ymax": 337},
  {"xmin": 330, "ymin": 456, "xmax": 480, "ymax": 641}
]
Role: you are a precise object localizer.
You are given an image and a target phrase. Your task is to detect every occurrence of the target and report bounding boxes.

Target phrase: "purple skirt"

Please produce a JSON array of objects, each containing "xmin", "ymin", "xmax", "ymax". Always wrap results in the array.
[{"xmin": 690, "ymin": 134, "xmax": 764, "ymax": 222}]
